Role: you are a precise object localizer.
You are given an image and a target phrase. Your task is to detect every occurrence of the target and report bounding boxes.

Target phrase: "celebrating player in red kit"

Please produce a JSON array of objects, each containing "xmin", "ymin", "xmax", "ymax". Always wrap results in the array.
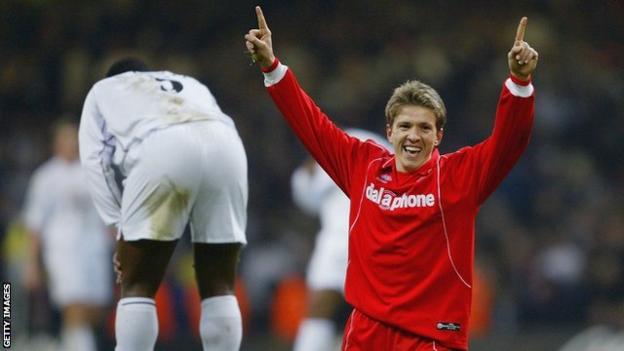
[{"xmin": 246, "ymin": 7, "xmax": 538, "ymax": 351}]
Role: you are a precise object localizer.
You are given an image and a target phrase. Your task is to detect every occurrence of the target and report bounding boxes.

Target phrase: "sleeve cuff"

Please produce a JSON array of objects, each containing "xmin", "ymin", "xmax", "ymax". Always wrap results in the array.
[
  {"xmin": 505, "ymin": 77, "xmax": 534, "ymax": 98},
  {"xmin": 261, "ymin": 58, "xmax": 280, "ymax": 73},
  {"xmin": 263, "ymin": 60, "xmax": 288, "ymax": 87},
  {"xmin": 509, "ymin": 74, "xmax": 531, "ymax": 86}
]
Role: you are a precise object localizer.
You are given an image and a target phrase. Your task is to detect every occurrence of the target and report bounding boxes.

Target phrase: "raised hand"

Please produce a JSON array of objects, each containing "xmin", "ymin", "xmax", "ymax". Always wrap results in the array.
[
  {"xmin": 508, "ymin": 17, "xmax": 539, "ymax": 81},
  {"xmin": 245, "ymin": 6, "xmax": 276, "ymax": 69}
]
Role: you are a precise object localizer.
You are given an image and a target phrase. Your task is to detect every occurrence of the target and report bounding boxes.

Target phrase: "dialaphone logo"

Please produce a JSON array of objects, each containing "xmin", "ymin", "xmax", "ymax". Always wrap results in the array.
[{"xmin": 365, "ymin": 183, "xmax": 435, "ymax": 211}]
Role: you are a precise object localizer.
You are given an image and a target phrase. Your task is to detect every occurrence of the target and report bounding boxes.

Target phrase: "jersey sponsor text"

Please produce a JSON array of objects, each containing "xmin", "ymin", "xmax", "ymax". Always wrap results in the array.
[{"xmin": 365, "ymin": 183, "xmax": 435, "ymax": 211}]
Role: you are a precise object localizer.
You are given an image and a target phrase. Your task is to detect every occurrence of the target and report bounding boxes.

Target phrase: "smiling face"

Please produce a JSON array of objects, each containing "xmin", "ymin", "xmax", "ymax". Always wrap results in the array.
[{"xmin": 386, "ymin": 105, "xmax": 443, "ymax": 173}]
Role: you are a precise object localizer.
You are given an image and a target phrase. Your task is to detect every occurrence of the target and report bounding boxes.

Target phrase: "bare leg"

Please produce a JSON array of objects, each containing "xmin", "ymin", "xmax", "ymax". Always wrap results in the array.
[
  {"xmin": 117, "ymin": 239, "xmax": 178, "ymax": 298},
  {"xmin": 114, "ymin": 239, "xmax": 177, "ymax": 351},
  {"xmin": 193, "ymin": 243, "xmax": 241, "ymax": 298},
  {"xmin": 194, "ymin": 243, "xmax": 243, "ymax": 351},
  {"xmin": 294, "ymin": 289, "xmax": 344, "ymax": 351},
  {"xmin": 307, "ymin": 289, "xmax": 343, "ymax": 319},
  {"xmin": 61, "ymin": 304, "xmax": 104, "ymax": 351}
]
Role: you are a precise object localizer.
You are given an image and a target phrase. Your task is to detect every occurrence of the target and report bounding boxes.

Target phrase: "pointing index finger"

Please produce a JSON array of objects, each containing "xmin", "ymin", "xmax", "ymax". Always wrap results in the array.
[
  {"xmin": 256, "ymin": 6, "xmax": 269, "ymax": 31},
  {"xmin": 515, "ymin": 17, "xmax": 527, "ymax": 43}
]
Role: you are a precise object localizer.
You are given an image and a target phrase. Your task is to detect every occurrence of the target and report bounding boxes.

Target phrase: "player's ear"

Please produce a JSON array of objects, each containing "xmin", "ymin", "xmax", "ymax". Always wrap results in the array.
[
  {"xmin": 386, "ymin": 123, "xmax": 393, "ymax": 142},
  {"xmin": 434, "ymin": 128, "xmax": 444, "ymax": 147}
]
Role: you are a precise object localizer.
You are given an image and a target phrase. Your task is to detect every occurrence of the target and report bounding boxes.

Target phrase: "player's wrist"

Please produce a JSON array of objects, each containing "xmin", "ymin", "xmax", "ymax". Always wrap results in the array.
[
  {"xmin": 261, "ymin": 56, "xmax": 279, "ymax": 73},
  {"xmin": 509, "ymin": 72, "xmax": 531, "ymax": 85}
]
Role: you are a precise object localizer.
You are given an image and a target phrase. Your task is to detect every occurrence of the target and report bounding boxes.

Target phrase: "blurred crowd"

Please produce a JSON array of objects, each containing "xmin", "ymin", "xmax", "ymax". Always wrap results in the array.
[{"xmin": 1, "ymin": 1, "xmax": 622, "ymax": 350}]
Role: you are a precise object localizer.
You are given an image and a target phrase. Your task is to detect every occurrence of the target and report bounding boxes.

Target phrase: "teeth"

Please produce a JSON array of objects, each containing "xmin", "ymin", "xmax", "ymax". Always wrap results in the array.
[{"xmin": 404, "ymin": 146, "xmax": 421, "ymax": 152}]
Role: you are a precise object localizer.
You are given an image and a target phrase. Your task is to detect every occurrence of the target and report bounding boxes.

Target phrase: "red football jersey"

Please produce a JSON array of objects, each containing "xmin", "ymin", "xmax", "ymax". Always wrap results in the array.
[{"xmin": 266, "ymin": 65, "xmax": 534, "ymax": 350}]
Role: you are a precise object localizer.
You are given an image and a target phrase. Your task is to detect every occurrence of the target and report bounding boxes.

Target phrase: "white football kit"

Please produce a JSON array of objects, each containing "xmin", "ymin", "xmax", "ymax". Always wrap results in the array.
[
  {"xmin": 79, "ymin": 71, "xmax": 247, "ymax": 243},
  {"xmin": 23, "ymin": 158, "xmax": 112, "ymax": 306},
  {"xmin": 291, "ymin": 129, "xmax": 389, "ymax": 292}
]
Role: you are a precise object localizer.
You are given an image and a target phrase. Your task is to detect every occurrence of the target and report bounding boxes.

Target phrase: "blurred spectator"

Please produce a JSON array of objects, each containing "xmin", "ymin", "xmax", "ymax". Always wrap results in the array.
[{"xmin": 21, "ymin": 120, "xmax": 113, "ymax": 351}]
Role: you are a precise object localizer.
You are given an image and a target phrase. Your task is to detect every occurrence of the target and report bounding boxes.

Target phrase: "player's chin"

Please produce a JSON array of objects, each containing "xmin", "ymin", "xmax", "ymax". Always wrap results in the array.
[{"xmin": 398, "ymin": 155, "xmax": 424, "ymax": 172}]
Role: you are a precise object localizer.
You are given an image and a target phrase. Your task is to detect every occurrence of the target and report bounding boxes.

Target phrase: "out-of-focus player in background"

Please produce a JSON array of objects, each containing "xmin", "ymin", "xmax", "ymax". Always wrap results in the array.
[
  {"xmin": 79, "ymin": 58, "xmax": 248, "ymax": 351},
  {"xmin": 23, "ymin": 120, "xmax": 113, "ymax": 351},
  {"xmin": 292, "ymin": 129, "xmax": 389, "ymax": 351},
  {"xmin": 246, "ymin": 7, "xmax": 538, "ymax": 350}
]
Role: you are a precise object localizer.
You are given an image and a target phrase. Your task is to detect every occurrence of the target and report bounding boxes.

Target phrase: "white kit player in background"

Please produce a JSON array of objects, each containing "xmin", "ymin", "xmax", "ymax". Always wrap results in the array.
[
  {"xmin": 292, "ymin": 129, "xmax": 390, "ymax": 351},
  {"xmin": 23, "ymin": 120, "xmax": 113, "ymax": 351},
  {"xmin": 78, "ymin": 58, "xmax": 248, "ymax": 351}
]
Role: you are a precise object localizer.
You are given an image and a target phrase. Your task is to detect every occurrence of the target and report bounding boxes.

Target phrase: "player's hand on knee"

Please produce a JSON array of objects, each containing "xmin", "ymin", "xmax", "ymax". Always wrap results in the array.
[
  {"xmin": 113, "ymin": 251, "xmax": 123, "ymax": 284},
  {"xmin": 245, "ymin": 6, "xmax": 276, "ymax": 69},
  {"xmin": 508, "ymin": 17, "xmax": 539, "ymax": 81}
]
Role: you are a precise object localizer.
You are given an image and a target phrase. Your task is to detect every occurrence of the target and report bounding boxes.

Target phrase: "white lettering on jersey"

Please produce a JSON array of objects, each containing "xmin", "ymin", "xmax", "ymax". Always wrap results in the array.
[{"xmin": 365, "ymin": 183, "xmax": 435, "ymax": 211}]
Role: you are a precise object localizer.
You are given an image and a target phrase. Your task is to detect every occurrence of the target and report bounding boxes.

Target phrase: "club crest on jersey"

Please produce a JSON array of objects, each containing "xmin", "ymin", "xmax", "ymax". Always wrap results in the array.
[
  {"xmin": 365, "ymin": 183, "xmax": 435, "ymax": 211},
  {"xmin": 378, "ymin": 173, "xmax": 392, "ymax": 183}
]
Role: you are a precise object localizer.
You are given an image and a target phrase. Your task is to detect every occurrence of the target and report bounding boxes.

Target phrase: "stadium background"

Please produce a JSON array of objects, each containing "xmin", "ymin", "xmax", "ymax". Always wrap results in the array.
[{"xmin": 0, "ymin": 1, "xmax": 622, "ymax": 350}]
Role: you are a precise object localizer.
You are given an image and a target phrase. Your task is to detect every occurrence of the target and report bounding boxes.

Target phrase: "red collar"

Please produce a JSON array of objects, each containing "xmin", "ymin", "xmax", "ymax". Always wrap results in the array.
[{"xmin": 382, "ymin": 149, "xmax": 440, "ymax": 180}]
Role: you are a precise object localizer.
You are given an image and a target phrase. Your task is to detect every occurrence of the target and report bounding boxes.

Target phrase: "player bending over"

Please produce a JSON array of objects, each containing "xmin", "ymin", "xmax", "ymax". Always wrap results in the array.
[{"xmin": 79, "ymin": 58, "xmax": 248, "ymax": 351}]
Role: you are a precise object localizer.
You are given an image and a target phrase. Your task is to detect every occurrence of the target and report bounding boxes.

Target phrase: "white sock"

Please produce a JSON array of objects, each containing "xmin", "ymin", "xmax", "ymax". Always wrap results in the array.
[
  {"xmin": 293, "ymin": 318, "xmax": 336, "ymax": 351},
  {"xmin": 199, "ymin": 295, "xmax": 242, "ymax": 351},
  {"xmin": 115, "ymin": 297, "xmax": 158, "ymax": 351},
  {"xmin": 61, "ymin": 325, "xmax": 96, "ymax": 351}
]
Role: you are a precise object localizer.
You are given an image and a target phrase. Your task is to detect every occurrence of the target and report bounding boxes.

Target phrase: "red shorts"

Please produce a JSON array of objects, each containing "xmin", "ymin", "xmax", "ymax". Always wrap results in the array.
[{"xmin": 341, "ymin": 309, "xmax": 460, "ymax": 351}]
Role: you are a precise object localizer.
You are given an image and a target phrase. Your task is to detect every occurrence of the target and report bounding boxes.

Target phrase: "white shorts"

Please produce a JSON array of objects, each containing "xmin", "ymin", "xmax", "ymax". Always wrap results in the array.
[
  {"xmin": 306, "ymin": 226, "xmax": 348, "ymax": 292},
  {"xmin": 120, "ymin": 121, "xmax": 248, "ymax": 244},
  {"xmin": 44, "ymin": 242, "xmax": 112, "ymax": 307}
]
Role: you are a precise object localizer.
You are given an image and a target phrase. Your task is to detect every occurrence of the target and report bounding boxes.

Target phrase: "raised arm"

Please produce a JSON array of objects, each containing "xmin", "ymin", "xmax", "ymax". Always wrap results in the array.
[
  {"xmin": 244, "ymin": 6, "xmax": 382, "ymax": 195},
  {"xmin": 471, "ymin": 17, "xmax": 539, "ymax": 204}
]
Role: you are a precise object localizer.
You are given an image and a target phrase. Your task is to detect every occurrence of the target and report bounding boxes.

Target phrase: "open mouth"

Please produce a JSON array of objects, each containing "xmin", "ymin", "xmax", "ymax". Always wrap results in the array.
[{"xmin": 403, "ymin": 145, "xmax": 422, "ymax": 156}]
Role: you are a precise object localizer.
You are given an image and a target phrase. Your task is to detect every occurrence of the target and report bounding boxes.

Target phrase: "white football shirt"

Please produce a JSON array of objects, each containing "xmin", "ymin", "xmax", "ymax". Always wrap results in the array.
[
  {"xmin": 23, "ymin": 157, "xmax": 109, "ymax": 255},
  {"xmin": 79, "ymin": 71, "xmax": 235, "ymax": 226}
]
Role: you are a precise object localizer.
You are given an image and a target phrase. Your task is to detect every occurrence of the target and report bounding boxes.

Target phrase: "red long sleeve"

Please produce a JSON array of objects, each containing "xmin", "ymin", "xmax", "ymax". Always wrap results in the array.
[{"xmin": 267, "ymin": 67, "xmax": 534, "ymax": 350}]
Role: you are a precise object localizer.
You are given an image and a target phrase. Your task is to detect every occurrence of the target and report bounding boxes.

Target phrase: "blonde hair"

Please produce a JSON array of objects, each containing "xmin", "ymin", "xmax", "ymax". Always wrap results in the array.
[{"xmin": 385, "ymin": 80, "xmax": 446, "ymax": 130}]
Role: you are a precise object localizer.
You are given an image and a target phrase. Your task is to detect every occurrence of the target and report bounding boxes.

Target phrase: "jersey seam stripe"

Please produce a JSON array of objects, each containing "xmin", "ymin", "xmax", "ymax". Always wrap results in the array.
[
  {"xmin": 366, "ymin": 141, "xmax": 388, "ymax": 153},
  {"xmin": 436, "ymin": 156, "xmax": 472, "ymax": 288},
  {"xmin": 98, "ymin": 155, "xmax": 121, "ymax": 207},
  {"xmin": 348, "ymin": 157, "xmax": 385, "ymax": 235},
  {"xmin": 97, "ymin": 120, "xmax": 123, "ymax": 209}
]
